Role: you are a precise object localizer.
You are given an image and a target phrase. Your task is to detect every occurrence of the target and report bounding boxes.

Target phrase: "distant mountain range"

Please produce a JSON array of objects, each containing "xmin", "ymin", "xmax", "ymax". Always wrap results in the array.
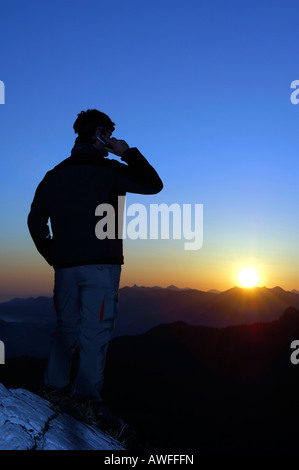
[
  {"xmin": 1, "ymin": 285, "xmax": 299, "ymax": 358},
  {"xmin": 115, "ymin": 285, "xmax": 299, "ymax": 333}
]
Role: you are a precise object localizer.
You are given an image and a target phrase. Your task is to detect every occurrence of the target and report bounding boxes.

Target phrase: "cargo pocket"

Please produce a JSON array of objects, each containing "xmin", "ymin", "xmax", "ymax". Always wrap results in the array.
[
  {"xmin": 98, "ymin": 266, "xmax": 121, "ymax": 324},
  {"xmin": 102, "ymin": 291, "xmax": 119, "ymax": 323}
]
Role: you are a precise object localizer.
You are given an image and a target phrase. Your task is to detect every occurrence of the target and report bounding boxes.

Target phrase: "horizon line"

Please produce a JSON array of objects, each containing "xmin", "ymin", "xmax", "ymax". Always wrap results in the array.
[{"xmin": 1, "ymin": 284, "xmax": 299, "ymax": 303}]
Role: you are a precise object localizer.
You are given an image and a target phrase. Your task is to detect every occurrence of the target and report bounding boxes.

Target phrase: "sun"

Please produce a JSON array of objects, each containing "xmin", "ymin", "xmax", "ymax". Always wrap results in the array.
[{"xmin": 238, "ymin": 267, "xmax": 259, "ymax": 288}]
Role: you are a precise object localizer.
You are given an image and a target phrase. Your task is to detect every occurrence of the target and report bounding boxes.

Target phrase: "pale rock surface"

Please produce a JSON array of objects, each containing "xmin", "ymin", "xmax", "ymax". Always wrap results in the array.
[{"xmin": 0, "ymin": 383, "xmax": 124, "ymax": 450}]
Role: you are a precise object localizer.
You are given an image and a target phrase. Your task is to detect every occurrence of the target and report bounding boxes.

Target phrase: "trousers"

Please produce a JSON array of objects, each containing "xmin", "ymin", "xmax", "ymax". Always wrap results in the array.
[{"xmin": 44, "ymin": 264, "xmax": 122, "ymax": 402}]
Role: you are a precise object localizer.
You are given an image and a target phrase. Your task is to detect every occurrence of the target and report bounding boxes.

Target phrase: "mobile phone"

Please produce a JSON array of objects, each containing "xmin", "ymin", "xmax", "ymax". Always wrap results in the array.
[
  {"xmin": 97, "ymin": 134, "xmax": 113, "ymax": 149},
  {"xmin": 96, "ymin": 126, "xmax": 114, "ymax": 149}
]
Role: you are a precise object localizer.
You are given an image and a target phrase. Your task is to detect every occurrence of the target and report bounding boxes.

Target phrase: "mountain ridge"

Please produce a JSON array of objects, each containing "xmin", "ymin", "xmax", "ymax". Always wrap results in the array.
[
  {"xmin": 1, "ymin": 285, "xmax": 299, "ymax": 331},
  {"xmin": 3, "ymin": 284, "xmax": 299, "ymax": 303}
]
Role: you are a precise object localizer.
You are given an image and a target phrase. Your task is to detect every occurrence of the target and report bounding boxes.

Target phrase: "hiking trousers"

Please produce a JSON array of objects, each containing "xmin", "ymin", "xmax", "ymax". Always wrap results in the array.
[{"xmin": 44, "ymin": 264, "xmax": 121, "ymax": 402}]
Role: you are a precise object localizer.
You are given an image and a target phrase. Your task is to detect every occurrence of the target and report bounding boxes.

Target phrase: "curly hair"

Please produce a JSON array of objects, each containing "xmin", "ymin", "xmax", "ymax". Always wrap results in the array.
[{"xmin": 73, "ymin": 109, "xmax": 115, "ymax": 142}]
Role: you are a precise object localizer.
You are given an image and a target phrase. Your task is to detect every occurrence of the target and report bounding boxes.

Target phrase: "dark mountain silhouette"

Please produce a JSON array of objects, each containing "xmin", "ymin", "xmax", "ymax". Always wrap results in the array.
[
  {"xmin": 77, "ymin": 305, "xmax": 299, "ymax": 450},
  {"xmin": 131, "ymin": 284, "xmax": 191, "ymax": 291},
  {"xmin": 114, "ymin": 285, "xmax": 299, "ymax": 333},
  {"xmin": 165, "ymin": 284, "xmax": 191, "ymax": 291},
  {"xmin": 2, "ymin": 306, "xmax": 299, "ymax": 449}
]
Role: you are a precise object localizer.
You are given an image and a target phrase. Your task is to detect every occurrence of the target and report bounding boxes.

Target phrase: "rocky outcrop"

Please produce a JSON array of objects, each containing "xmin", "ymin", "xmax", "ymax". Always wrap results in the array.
[{"xmin": 0, "ymin": 383, "xmax": 124, "ymax": 450}]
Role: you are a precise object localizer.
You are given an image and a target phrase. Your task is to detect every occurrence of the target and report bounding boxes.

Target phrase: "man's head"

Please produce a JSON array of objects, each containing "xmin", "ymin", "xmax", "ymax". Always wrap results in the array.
[{"xmin": 73, "ymin": 109, "xmax": 115, "ymax": 156}]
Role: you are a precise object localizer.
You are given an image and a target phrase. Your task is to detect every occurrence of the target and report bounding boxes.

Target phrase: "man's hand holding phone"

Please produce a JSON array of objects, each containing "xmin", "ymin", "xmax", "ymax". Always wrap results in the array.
[{"xmin": 104, "ymin": 136, "xmax": 130, "ymax": 158}]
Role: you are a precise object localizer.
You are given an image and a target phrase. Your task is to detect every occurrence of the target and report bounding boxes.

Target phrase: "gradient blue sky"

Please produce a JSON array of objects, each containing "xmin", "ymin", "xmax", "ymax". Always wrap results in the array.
[{"xmin": 0, "ymin": 0, "xmax": 299, "ymax": 300}]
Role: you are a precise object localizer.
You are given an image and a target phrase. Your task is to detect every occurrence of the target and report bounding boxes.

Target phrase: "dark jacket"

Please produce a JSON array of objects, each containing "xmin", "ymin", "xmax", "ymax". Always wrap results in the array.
[{"xmin": 27, "ymin": 142, "xmax": 163, "ymax": 268}]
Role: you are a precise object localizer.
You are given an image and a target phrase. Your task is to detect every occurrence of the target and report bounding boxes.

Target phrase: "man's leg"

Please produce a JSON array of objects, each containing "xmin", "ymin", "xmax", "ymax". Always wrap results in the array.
[
  {"xmin": 44, "ymin": 267, "xmax": 81, "ymax": 389},
  {"xmin": 71, "ymin": 264, "xmax": 121, "ymax": 402}
]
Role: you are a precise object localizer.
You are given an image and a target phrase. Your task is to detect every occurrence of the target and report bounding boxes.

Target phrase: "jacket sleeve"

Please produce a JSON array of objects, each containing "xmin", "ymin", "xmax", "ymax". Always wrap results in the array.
[
  {"xmin": 27, "ymin": 174, "xmax": 53, "ymax": 266},
  {"xmin": 112, "ymin": 147, "xmax": 163, "ymax": 195}
]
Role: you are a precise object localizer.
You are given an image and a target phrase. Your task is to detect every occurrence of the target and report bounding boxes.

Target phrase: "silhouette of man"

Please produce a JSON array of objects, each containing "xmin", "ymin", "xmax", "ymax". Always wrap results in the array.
[{"xmin": 28, "ymin": 109, "xmax": 163, "ymax": 411}]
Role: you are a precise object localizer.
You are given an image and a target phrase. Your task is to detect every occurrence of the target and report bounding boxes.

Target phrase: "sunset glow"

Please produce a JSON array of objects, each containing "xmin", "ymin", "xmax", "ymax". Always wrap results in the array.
[{"xmin": 238, "ymin": 268, "xmax": 259, "ymax": 288}]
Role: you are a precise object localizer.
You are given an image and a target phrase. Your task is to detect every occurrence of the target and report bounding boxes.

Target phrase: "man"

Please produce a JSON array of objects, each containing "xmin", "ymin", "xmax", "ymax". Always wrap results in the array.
[{"xmin": 27, "ymin": 109, "xmax": 163, "ymax": 418}]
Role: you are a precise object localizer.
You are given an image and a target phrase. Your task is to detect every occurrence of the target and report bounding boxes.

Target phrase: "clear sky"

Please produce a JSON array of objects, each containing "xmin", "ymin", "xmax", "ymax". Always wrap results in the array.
[{"xmin": 0, "ymin": 0, "xmax": 299, "ymax": 301}]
